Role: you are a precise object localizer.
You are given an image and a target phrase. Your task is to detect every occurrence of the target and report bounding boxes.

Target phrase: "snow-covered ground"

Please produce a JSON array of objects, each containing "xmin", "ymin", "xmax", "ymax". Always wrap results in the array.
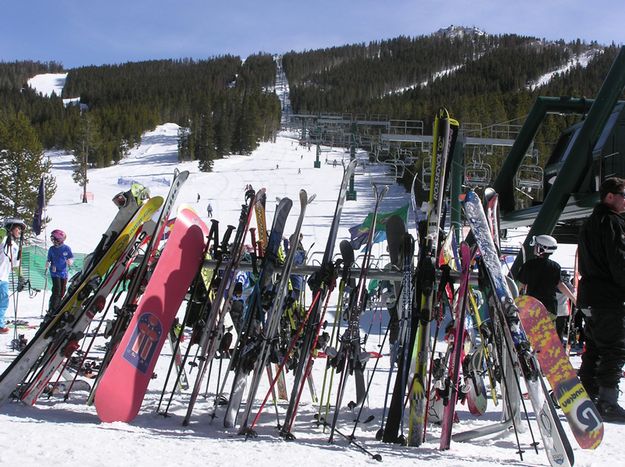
[{"xmin": 0, "ymin": 75, "xmax": 617, "ymax": 467}]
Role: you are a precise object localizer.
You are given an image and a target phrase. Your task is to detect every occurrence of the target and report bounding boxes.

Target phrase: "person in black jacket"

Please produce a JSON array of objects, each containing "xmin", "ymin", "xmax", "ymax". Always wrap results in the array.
[
  {"xmin": 578, "ymin": 177, "xmax": 625, "ymax": 423},
  {"xmin": 517, "ymin": 234, "xmax": 576, "ymax": 317}
]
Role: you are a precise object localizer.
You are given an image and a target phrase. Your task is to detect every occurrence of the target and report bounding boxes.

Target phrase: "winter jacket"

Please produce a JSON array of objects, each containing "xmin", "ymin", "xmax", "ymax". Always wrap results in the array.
[
  {"xmin": 0, "ymin": 237, "xmax": 20, "ymax": 282},
  {"xmin": 47, "ymin": 244, "xmax": 74, "ymax": 279},
  {"xmin": 578, "ymin": 203, "xmax": 625, "ymax": 308},
  {"xmin": 517, "ymin": 256, "xmax": 561, "ymax": 314}
]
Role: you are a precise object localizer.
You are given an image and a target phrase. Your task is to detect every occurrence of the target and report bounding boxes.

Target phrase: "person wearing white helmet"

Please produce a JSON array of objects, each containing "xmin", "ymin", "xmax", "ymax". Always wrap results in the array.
[
  {"xmin": 46, "ymin": 229, "xmax": 74, "ymax": 314},
  {"xmin": 0, "ymin": 218, "xmax": 25, "ymax": 333},
  {"xmin": 578, "ymin": 177, "xmax": 625, "ymax": 423},
  {"xmin": 517, "ymin": 234, "xmax": 576, "ymax": 317}
]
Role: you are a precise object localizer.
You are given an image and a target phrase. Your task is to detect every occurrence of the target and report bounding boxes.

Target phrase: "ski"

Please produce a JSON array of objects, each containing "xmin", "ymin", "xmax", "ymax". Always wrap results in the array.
[
  {"xmin": 182, "ymin": 187, "xmax": 263, "ymax": 426},
  {"xmin": 223, "ymin": 196, "xmax": 293, "ymax": 428},
  {"xmin": 18, "ymin": 220, "xmax": 154, "ymax": 405},
  {"xmin": 407, "ymin": 108, "xmax": 459, "ymax": 446},
  {"xmin": 376, "ymin": 214, "xmax": 409, "ymax": 440},
  {"xmin": 327, "ymin": 184, "xmax": 389, "ymax": 442},
  {"xmin": 237, "ymin": 189, "xmax": 315, "ymax": 433},
  {"xmin": 277, "ymin": 159, "xmax": 357, "ymax": 439},
  {"xmin": 0, "ymin": 195, "xmax": 163, "ymax": 406},
  {"xmin": 462, "ymin": 189, "xmax": 574, "ymax": 467},
  {"xmin": 316, "ymin": 239, "xmax": 355, "ymax": 433},
  {"xmin": 439, "ymin": 241, "xmax": 472, "ymax": 450}
]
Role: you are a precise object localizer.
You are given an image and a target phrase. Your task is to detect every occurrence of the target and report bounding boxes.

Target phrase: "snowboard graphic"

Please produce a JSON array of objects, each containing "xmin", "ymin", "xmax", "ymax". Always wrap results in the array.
[
  {"xmin": 95, "ymin": 207, "xmax": 207, "ymax": 422},
  {"xmin": 516, "ymin": 294, "xmax": 603, "ymax": 449}
]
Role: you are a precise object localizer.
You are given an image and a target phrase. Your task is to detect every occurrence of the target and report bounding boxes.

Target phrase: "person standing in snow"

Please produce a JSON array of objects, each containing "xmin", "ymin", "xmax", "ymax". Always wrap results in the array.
[
  {"xmin": 578, "ymin": 177, "xmax": 625, "ymax": 423},
  {"xmin": 0, "ymin": 219, "xmax": 24, "ymax": 334},
  {"xmin": 517, "ymin": 234, "xmax": 576, "ymax": 317},
  {"xmin": 207, "ymin": 203, "xmax": 213, "ymax": 218},
  {"xmin": 46, "ymin": 229, "xmax": 74, "ymax": 314}
]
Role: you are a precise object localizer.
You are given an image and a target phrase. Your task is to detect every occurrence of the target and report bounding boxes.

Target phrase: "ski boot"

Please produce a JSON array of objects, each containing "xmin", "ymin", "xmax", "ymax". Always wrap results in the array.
[{"xmin": 598, "ymin": 387, "xmax": 625, "ymax": 424}]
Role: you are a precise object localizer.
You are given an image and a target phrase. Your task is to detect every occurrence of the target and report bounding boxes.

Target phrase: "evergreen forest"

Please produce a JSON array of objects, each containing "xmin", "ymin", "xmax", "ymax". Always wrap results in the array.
[{"xmin": 0, "ymin": 27, "xmax": 623, "ymax": 223}]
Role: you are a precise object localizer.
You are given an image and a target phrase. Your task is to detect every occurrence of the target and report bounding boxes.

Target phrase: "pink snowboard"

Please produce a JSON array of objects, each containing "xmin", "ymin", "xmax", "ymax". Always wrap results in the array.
[{"xmin": 95, "ymin": 207, "xmax": 207, "ymax": 422}]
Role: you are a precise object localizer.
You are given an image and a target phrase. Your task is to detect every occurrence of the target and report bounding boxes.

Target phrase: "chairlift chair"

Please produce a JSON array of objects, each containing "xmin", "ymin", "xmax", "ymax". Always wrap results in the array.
[
  {"xmin": 515, "ymin": 164, "xmax": 543, "ymax": 193},
  {"xmin": 515, "ymin": 151, "xmax": 544, "ymax": 194},
  {"xmin": 421, "ymin": 156, "xmax": 432, "ymax": 190},
  {"xmin": 464, "ymin": 148, "xmax": 492, "ymax": 189},
  {"xmin": 464, "ymin": 163, "xmax": 492, "ymax": 188}
]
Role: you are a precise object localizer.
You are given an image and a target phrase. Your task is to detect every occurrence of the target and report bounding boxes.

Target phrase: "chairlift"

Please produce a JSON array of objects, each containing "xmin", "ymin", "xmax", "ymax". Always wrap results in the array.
[
  {"xmin": 515, "ymin": 151, "xmax": 543, "ymax": 193},
  {"xmin": 515, "ymin": 164, "xmax": 543, "ymax": 193},
  {"xmin": 464, "ymin": 148, "xmax": 492, "ymax": 188},
  {"xmin": 374, "ymin": 147, "xmax": 407, "ymax": 178}
]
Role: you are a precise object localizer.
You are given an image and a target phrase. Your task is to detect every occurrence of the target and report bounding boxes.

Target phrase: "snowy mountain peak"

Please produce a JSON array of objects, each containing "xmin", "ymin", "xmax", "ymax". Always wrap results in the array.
[{"xmin": 434, "ymin": 25, "xmax": 486, "ymax": 39}]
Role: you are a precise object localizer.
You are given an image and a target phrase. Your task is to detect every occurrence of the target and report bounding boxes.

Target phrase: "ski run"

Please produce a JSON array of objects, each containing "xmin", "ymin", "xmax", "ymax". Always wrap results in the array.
[{"xmin": 0, "ymin": 118, "xmax": 619, "ymax": 467}]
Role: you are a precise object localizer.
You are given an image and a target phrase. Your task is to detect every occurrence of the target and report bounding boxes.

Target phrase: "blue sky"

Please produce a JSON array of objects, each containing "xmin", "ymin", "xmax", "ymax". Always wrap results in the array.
[{"xmin": 2, "ymin": 0, "xmax": 623, "ymax": 69}]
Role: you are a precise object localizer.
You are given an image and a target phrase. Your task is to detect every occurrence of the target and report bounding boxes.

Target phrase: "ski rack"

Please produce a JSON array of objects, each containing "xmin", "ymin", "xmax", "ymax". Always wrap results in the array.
[{"xmin": 201, "ymin": 259, "xmax": 479, "ymax": 284}]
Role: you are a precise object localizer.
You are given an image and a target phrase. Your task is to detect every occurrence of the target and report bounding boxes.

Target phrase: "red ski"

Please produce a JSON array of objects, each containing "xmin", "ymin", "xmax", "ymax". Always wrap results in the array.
[{"xmin": 94, "ymin": 207, "xmax": 207, "ymax": 422}]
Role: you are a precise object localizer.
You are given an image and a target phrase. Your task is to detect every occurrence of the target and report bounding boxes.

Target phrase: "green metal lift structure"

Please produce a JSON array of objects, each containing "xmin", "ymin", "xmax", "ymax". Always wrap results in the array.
[{"xmin": 491, "ymin": 46, "xmax": 625, "ymax": 275}]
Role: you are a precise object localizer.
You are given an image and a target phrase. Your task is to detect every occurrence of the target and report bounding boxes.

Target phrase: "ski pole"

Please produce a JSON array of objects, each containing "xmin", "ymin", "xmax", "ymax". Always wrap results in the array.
[
  {"xmin": 62, "ymin": 277, "xmax": 124, "ymax": 401},
  {"xmin": 350, "ymin": 324, "xmax": 389, "ymax": 438},
  {"xmin": 247, "ymin": 290, "xmax": 322, "ymax": 432},
  {"xmin": 40, "ymin": 269, "xmax": 49, "ymax": 318},
  {"xmin": 319, "ymin": 416, "xmax": 381, "ymax": 462}
]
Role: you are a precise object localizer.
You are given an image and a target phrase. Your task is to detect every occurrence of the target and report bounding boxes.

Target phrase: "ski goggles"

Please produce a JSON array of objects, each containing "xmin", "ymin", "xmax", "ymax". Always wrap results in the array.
[{"xmin": 112, "ymin": 192, "xmax": 129, "ymax": 208}]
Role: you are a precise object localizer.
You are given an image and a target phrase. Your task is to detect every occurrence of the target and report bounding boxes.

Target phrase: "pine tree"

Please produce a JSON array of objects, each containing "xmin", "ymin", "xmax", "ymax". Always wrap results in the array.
[
  {"xmin": 72, "ymin": 113, "xmax": 101, "ymax": 203},
  {"xmin": 177, "ymin": 125, "xmax": 193, "ymax": 161},
  {"xmin": 196, "ymin": 112, "xmax": 216, "ymax": 172},
  {"xmin": 0, "ymin": 112, "xmax": 56, "ymax": 227}
]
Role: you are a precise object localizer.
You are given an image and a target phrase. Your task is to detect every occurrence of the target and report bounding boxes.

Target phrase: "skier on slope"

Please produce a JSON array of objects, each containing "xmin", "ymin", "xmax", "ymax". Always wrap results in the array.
[
  {"xmin": 0, "ymin": 218, "xmax": 25, "ymax": 334},
  {"xmin": 46, "ymin": 229, "xmax": 74, "ymax": 314}
]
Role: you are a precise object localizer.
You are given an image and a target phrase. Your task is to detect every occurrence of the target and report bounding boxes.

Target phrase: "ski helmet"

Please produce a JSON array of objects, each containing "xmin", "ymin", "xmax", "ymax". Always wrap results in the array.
[
  {"xmin": 3, "ymin": 217, "xmax": 26, "ymax": 231},
  {"xmin": 50, "ymin": 229, "xmax": 67, "ymax": 243},
  {"xmin": 530, "ymin": 234, "xmax": 558, "ymax": 255}
]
